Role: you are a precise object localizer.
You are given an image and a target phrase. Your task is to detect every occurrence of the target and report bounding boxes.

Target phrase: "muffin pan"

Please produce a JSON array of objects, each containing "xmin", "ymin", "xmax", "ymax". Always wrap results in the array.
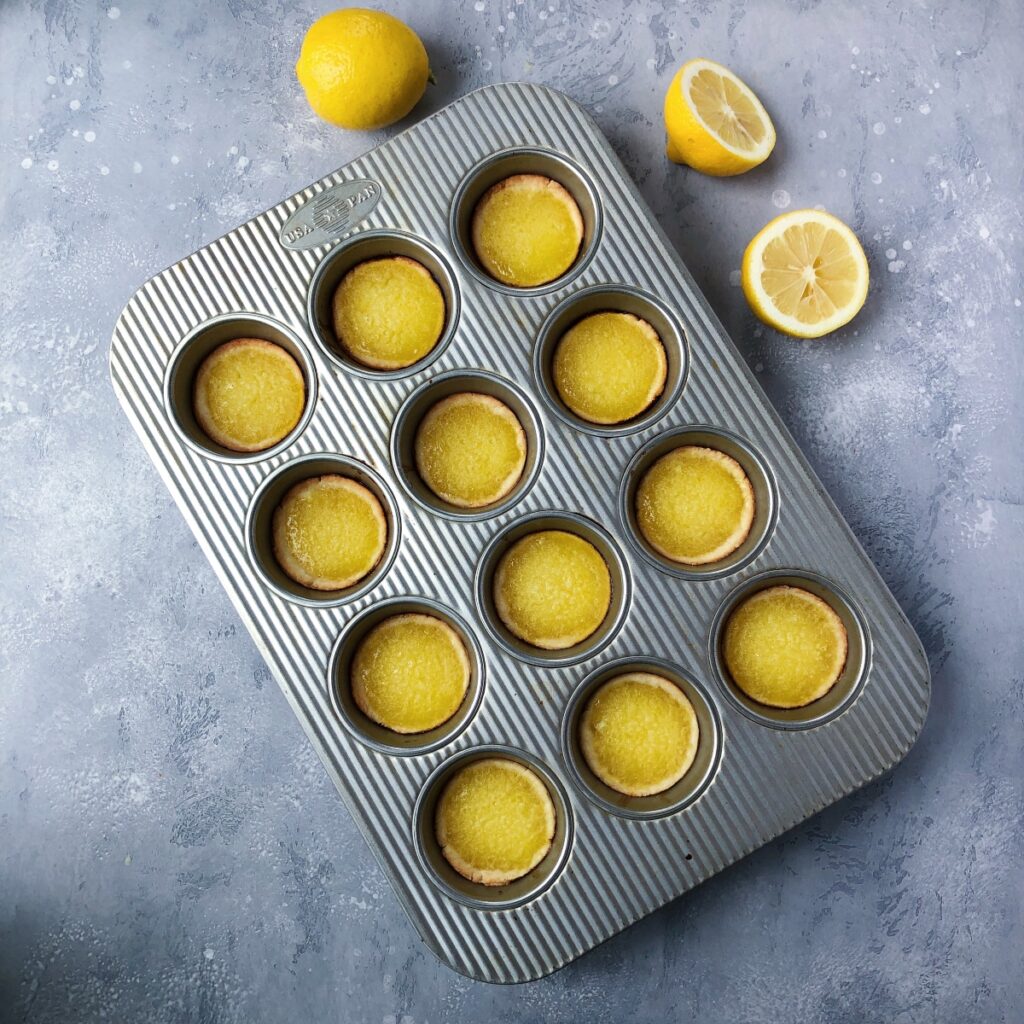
[{"xmin": 110, "ymin": 83, "xmax": 929, "ymax": 983}]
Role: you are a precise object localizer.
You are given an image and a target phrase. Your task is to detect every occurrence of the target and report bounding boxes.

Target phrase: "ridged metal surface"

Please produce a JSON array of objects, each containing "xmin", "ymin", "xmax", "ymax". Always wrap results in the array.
[{"xmin": 109, "ymin": 84, "xmax": 930, "ymax": 983}]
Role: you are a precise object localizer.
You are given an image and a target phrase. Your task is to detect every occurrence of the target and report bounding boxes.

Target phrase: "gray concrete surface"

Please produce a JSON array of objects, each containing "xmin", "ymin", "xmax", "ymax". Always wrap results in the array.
[{"xmin": 2, "ymin": 0, "xmax": 1022, "ymax": 1021}]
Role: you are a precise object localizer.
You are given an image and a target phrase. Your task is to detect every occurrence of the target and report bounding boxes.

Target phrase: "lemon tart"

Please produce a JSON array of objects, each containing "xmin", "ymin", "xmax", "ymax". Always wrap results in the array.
[
  {"xmin": 435, "ymin": 757, "xmax": 556, "ymax": 886},
  {"xmin": 493, "ymin": 530, "xmax": 611, "ymax": 650},
  {"xmin": 351, "ymin": 613, "xmax": 470, "ymax": 734},
  {"xmin": 332, "ymin": 256, "xmax": 445, "ymax": 369},
  {"xmin": 636, "ymin": 445, "xmax": 755, "ymax": 565},
  {"xmin": 471, "ymin": 174, "xmax": 584, "ymax": 287},
  {"xmin": 272, "ymin": 475, "xmax": 387, "ymax": 591},
  {"xmin": 553, "ymin": 312, "xmax": 667, "ymax": 425},
  {"xmin": 192, "ymin": 339, "xmax": 305, "ymax": 452},
  {"xmin": 580, "ymin": 672, "xmax": 699, "ymax": 797},
  {"xmin": 414, "ymin": 392, "xmax": 527, "ymax": 508},
  {"xmin": 722, "ymin": 585, "xmax": 848, "ymax": 708}
]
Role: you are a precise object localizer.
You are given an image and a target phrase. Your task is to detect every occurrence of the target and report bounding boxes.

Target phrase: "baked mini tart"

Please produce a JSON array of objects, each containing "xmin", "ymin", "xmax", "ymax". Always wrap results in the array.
[
  {"xmin": 471, "ymin": 174, "xmax": 584, "ymax": 287},
  {"xmin": 272, "ymin": 474, "xmax": 387, "ymax": 591},
  {"xmin": 192, "ymin": 338, "xmax": 305, "ymax": 452},
  {"xmin": 435, "ymin": 757, "xmax": 556, "ymax": 886},
  {"xmin": 722, "ymin": 585, "xmax": 849, "ymax": 708},
  {"xmin": 414, "ymin": 392, "xmax": 527, "ymax": 508}
]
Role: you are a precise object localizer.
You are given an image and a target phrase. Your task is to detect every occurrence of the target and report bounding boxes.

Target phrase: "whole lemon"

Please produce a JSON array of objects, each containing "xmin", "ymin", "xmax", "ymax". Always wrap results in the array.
[{"xmin": 296, "ymin": 8, "xmax": 429, "ymax": 131}]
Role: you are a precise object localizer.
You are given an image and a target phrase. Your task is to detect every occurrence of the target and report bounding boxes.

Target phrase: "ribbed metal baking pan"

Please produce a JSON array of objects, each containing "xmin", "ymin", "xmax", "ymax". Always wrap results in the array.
[{"xmin": 109, "ymin": 83, "xmax": 930, "ymax": 983}]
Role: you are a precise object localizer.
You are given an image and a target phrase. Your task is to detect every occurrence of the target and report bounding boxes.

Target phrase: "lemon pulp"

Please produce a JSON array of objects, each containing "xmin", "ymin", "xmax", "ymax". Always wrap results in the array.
[
  {"xmin": 742, "ymin": 210, "xmax": 869, "ymax": 338},
  {"xmin": 471, "ymin": 174, "xmax": 584, "ymax": 287},
  {"xmin": 580, "ymin": 673, "xmax": 699, "ymax": 797},
  {"xmin": 722, "ymin": 585, "xmax": 849, "ymax": 708},
  {"xmin": 494, "ymin": 530, "xmax": 611, "ymax": 650},
  {"xmin": 272, "ymin": 475, "xmax": 387, "ymax": 591},
  {"xmin": 435, "ymin": 758, "xmax": 555, "ymax": 886},
  {"xmin": 351, "ymin": 613, "xmax": 469, "ymax": 734},
  {"xmin": 636, "ymin": 445, "xmax": 755, "ymax": 565},
  {"xmin": 414, "ymin": 393, "xmax": 527, "ymax": 508},
  {"xmin": 332, "ymin": 256, "xmax": 445, "ymax": 369},
  {"xmin": 553, "ymin": 312, "xmax": 667, "ymax": 425},
  {"xmin": 192, "ymin": 339, "xmax": 304, "ymax": 452}
]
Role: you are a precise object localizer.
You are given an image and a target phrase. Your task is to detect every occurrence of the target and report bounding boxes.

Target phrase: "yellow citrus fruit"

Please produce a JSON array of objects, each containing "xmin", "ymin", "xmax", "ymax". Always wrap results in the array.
[
  {"xmin": 664, "ymin": 58, "xmax": 775, "ymax": 176},
  {"xmin": 742, "ymin": 209, "xmax": 869, "ymax": 338},
  {"xmin": 295, "ymin": 9, "xmax": 429, "ymax": 130}
]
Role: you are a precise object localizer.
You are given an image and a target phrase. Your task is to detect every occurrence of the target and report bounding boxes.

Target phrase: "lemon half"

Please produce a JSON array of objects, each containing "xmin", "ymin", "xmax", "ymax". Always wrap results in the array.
[
  {"xmin": 664, "ymin": 58, "xmax": 776, "ymax": 176},
  {"xmin": 742, "ymin": 209, "xmax": 869, "ymax": 338}
]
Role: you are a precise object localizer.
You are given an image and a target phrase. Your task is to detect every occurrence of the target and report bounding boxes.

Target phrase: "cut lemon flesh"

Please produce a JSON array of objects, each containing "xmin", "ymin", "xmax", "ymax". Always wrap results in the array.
[
  {"xmin": 742, "ymin": 209, "xmax": 869, "ymax": 338},
  {"xmin": 553, "ymin": 312, "xmax": 667, "ymax": 425},
  {"xmin": 414, "ymin": 392, "xmax": 527, "ymax": 508},
  {"xmin": 193, "ymin": 339, "xmax": 305, "ymax": 452},
  {"xmin": 351, "ymin": 613, "xmax": 469, "ymax": 734},
  {"xmin": 636, "ymin": 445, "xmax": 755, "ymax": 565},
  {"xmin": 664, "ymin": 58, "xmax": 775, "ymax": 176},
  {"xmin": 272, "ymin": 475, "xmax": 387, "ymax": 591},
  {"xmin": 471, "ymin": 174, "xmax": 584, "ymax": 287},
  {"xmin": 435, "ymin": 758, "xmax": 555, "ymax": 886},
  {"xmin": 332, "ymin": 256, "xmax": 445, "ymax": 369},
  {"xmin": 723, "ymin": 585, "xmax": 848, "ymax": 708},
  {"xmin": 580, "ymin": 673, "xmax": 699, "ymax": 797},
  {"xmin": 494, "ymin": 530, "xmax": 611, "ymax": 650}
]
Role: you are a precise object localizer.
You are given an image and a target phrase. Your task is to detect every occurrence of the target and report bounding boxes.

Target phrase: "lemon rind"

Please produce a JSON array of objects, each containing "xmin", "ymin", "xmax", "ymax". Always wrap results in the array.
[
  {"xmin": 580, "ymin": 672, "xmax": 700, "ymax": 797},
  {"xmin": 350, "ymin": 612, "xmax": 470, "ymax": 734},
  {"xmin": 436, "ymin": 757, "xmax": 556, "ymax": 887},
  {"xmin": 414, "ymin": 392, "xmax": 528, "ymax": 508},
  {"xmin": 193, "ymin": 338, "xmax": 305, "ymax": 453},
  {"xmin": 272, "ymin": 474, "xmax": 387, "ymax": 591}
]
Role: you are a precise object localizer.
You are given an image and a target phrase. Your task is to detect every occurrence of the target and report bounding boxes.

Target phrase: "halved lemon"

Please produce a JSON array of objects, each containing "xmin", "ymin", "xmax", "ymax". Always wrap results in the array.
[
  {"xmin": 664, "ymin": 58, "xmax": 775, "ymax": 176},
  {"xmin": 742, "ymin": 209, "xmax": 869, "ymax": 339}
]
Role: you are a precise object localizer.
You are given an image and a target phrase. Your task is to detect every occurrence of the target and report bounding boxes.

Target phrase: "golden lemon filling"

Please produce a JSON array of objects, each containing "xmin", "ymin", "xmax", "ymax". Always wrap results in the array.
[
  {"xmin": 722, "ymin": 585, "xmax": 849, "ymax": 708},
  {"xmin": 494, "ymin": 530, "xmax": 611, "ymax": 650},
  {"xmin": 636, "ymin": 445, "xmax": 755, "ymax": 565},
  {"xmin": 192, "ymin": 339, "xmax": 305, "ymax": 452},
  {"xmin": 553, "ymin": 312, "xmax": 668, "ymax": 425},
  {"xmin": 580, "ymin": 673, "xmax": 699, "ymax": 797},
  {"xmin": 414, "ymin": 393, "xmax": 527, "ymax": 508},
  {"xmin": 471, "ymin": 174, "xmax": 584, "ymax": 287},
  {"xmin": 351, "ymin": 613, "xmax": 470, "ymax": 734},
  {"xmin": 272, "ymin": 475, "xmax": 387, "ymax": 591},
  {"xmin": 332, "ymin": 256, "xmax": 445, "ymax": 369},
  {"xmin": 435, "ymin": 758, "xmax": 556, "ymax": 886}
]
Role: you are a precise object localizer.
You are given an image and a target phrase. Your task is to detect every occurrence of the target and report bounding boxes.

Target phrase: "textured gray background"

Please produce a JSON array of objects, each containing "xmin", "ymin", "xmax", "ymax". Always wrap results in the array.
[{"xmin": 2, "ymin": 0, "xmax": 1022, "ymax": 1021}]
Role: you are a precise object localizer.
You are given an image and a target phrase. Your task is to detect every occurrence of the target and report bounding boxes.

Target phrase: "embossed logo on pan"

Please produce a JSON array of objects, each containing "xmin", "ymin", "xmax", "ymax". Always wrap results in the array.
[{"xmin": 279, "ymin": 179, "xmax": 382, "ymax": 250}]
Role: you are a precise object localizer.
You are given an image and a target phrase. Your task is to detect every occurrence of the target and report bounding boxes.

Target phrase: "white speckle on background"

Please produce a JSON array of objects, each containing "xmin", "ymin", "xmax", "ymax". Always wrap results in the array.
[
  {"xmin": 817, "ymin": 129, "xmax": 828, "ymax": 139},
  {"xmin": 237, "ymin": 156, "xmax": 249, "ymax": 170},
  {"xmin": 894, "ymin": 115, "xmax": 902, "ymax": 124},
  {"xmin": 888, "ymin": 260, "xmax": 906, "ymax": 273},
  {"xmin": 1014, "ymin": 298, "xmax": 1021, "ymax": 307},
  {"xmin": 46, "ymin": 74, "xmax": 57, "ymax": 84},
  {"xmin": 122, "ymin": 59, "xmax": 132, "ymax": 69},
  {"xmin": 21, "ymin": 157, "xmax": 32, "ymax": 169},
  {"xmin": 171, "ymin": 154, "xmax": 180, "ymax": 165},
  {"xmin": 228, "ymin": 145, "xmax": 238, "ymax": 156},
  {"xmin": 838, "ymin": 168, "xmax": 847, "ymax": 178},
  {"xmin": 978, "ymin": 225, "xmax": 990, "ymax": 240},
  {"xmin": 851, "ymin": 45, "xmax": 860, "ymax": 55},
  {"xmin": 84, "ymin": 130, "xmax": 96, "ymax": 142},
  {"xmin": 69, "ymin": 99, "xmax": 80, "ymax": 111},
  {"xmin": 772, "ymin": 189, "xmax": 791, "ymax": 209},
  {"xmin": 480, "ymin": 58, "xmax": 492, "ymax": 71},
  {"xmin": 47, "ymin": 159, "xmax": 58, "ymax": 171},
  {"xmin": 132, "ymin": 160, "xmax": 142, "ymax": 173},
  {"xmin": 729, "ymin": 270, "xmax": 741, "ymax": 286},
  {"xmin": 850, "ymin": 63, "xmax": 857, "ymax": 71},
  {"xmin": 886, "ymin": 248, "xmax": 897, "ymax": 260},
  {"xmin": 608, "ymin": 74, "xmax": 619, "ymax": 86},
  {"xmin": 506, "ymin": 9, "xmax": 515, "ymax": 20},
  {"xmin": 590, "ymin": 19, "xmax": 611, "ymax": 39},
  {"xmin": 474, "ymin": 0, "xmax": 485, "ymax": 10},
  {"xmin": 203, "ymin": 948, "xmax": 214, "ymax": 960},
  {"xmin": 871, "ymin": 171, "xmax": 883, "ymax": 184},
  {"xmin": 107, "ymin": 5, "xmax": 120, "ymax": 18},
  {"xmin": 813, "ymin": 203, "xmax": 826, "ymax": 211},
  {"xmin": 646, "ymin": 57, "xmax": 656, "ymax": 70},
  {"xmin": 100, "ymin": 165, "xmax": 109, "ymax": 175},
  {"xmin": 873, "ymin": 121, "xmax": 885, "ymax": 135},
  {"xmin": 903, "ymin": 240, "xmax": 913, "ymax": 250},
  {"xmin": 919, "ymin": 102, "xmax": 931, "ymax": 114}
]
